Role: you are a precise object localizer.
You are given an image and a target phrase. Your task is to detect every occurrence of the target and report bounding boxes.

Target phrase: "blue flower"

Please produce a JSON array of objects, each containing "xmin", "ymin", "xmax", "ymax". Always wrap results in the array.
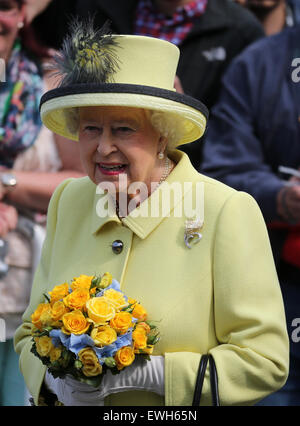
[
  {"xmin": 50, "ymin": 329, "xmax": 69, "ymax": 348},
  {"xmin": 94, "ymin": 344, "xmax": 117, "ymax": 364},
  {"xmin": 49, "ymin": 329, "xmax": 95, "ymax": 355},
  {"xmin": 68, "ymin": 333, "xmax": 95, "ymax": 355},
  {"xmin": 115, "ymin": 330, "xmax": 133, "ymax": 350}
]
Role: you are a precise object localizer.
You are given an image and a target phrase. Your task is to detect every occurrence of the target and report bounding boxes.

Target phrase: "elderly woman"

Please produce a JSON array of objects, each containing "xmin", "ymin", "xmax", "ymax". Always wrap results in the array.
[{"xmin": 14, "ymin": 20, "xmax": 289, "ymax": 406}]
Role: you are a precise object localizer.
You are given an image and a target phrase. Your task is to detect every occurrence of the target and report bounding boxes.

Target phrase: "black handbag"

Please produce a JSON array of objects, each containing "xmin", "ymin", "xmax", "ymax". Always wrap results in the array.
[{"xmin": 192, "ymin": 354, "xmax": 220, "ymax": 406}]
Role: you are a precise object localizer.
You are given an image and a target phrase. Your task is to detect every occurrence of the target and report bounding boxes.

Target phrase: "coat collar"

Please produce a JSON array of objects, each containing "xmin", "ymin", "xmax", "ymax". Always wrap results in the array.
[{"xmin": 91, "ymin": 150, "xmax": 201, "ymax": 239}]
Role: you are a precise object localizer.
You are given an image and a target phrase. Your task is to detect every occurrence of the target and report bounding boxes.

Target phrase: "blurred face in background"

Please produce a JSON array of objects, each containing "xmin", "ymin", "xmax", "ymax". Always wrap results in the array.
[
  {"xmin": 234, "ymin": 0, "xmax": 283, "ymax": 15},
  {"xmin": 0, "ymin": 0, "xmax": 25, "ymax": 62},
  {"xmin": 153, "ymin": 0, "xmax": 193, "ymax": 14}
]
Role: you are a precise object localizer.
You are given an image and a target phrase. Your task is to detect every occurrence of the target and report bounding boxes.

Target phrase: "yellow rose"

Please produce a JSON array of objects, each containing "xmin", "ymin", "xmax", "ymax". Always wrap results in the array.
[
  {"xmin": 49, "ymin": 346, "xmax": 62, "ymax": 363},
  {"xmin": 99, "ymin": 272, "xmax": 113, "ymax": 289},
  {"xmin": 51, "ymin": 301, "xmax": 69, "ymax": 322},
  {"xmin": 103, "ymin": 289, "xmax": 129, "ymax": 311},
  {"xmin": 34, "ymin": 336, "xmax": 54, "ymax": 357},
  {"xmin": 132, "ymin": 327, "xmax": 147, "ymax": 350},
  {"xmin": 135, "ymin": 322, "xmax": 151, "ymax": 334},
  {"xmin": 71, "ymin": 274, "xmax": 95, "ymax": 293},
  {"xmin": 78, "ymin": 347, "xmax": 102, "ymax": 377},
  {"xmin": 128, "ymin": 297, "xmax": 137, "ymax": 306},
  {"xmin": 86, "ymin": 297, "xmax": 115, "ymax": 324},
  {"xmin": 91, "ymin": 325, "xmax": 117, "ymax": 347},
  {"xmin": 31, "ymin": 303, "xmax": 52, "ymax": 329},
  {"xmin": 63, "ymin": 288, "xmax": 90, "ymax": 311},
  {"xmin": 141, "ymin": 345, "xmax": 154, "ymax": 355},
  {"xmin": 110, "ymin": 311, "xmax": 133, "ymax": 334},
  {"xmin": 132, "ymin": 303, "xmax": 147, "ymax": 321},
  {"xmin": 62, "ymin": 310, "xmax": 91, "ymax": 335},
  {"xmin": 114, "ymin": 346, "xmax": 135, "ymax": 370},
  {"xmin": 48, "ymin": 283, "xmax": 69, "ymax": 304}
]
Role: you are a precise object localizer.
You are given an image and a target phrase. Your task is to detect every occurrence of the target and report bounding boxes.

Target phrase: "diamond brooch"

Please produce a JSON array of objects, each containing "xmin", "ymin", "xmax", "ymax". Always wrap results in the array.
[{"xmin": 184, "ymin": 217, "xmax": 203, "ymax": 249}]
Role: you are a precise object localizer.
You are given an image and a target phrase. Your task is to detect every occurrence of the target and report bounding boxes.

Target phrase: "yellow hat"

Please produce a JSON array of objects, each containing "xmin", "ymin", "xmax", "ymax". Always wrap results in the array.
[{"xmin": 40, "ymin": 20, "xmax": 208, "ymax": 147}]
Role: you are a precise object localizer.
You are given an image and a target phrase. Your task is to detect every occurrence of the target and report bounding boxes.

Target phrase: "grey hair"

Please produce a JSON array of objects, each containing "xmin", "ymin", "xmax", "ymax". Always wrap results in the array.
[
  {"xmin": 147, "ymin": 110, "xmax": 185, "ymax": 149},
  {"xmin": 63, "ymin": 107, "xmax": 185, "ymax": 148},
  {"xmin": 63, "ymin": 107, "xmax": 80, "ymax": 135}
]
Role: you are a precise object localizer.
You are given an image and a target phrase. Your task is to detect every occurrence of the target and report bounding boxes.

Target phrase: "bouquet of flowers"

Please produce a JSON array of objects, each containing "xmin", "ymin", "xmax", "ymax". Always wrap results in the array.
[{"xmin": 30, "ymin": 273, "xmax": 160, "ymax": 386}]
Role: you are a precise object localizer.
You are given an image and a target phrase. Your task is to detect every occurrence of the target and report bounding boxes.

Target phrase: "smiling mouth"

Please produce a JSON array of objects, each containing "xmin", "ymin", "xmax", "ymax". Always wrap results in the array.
[{"xmin": 98, "ymin": 163, "xmax": 127, "ymax": 175}]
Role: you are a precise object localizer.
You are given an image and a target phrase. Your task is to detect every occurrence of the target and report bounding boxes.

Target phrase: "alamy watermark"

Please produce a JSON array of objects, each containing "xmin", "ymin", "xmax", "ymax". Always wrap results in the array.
[
  {"xmin": 95, "ymin": 176, "xmax": 204, "ymax": 220},
  {"xmin": 0, "ymin": 318, "xmax": 5, "ymax": 342},
  {"xmin": 291, "ymin": 58, "xmax": 300, "ymax": 83},
  {"xmin": 0, "ymin": 59, "xmax": 5, "ymax": 83},
  {"xmin": 291, "ymin": 318, "xmax": 300, "ymax": 343}
]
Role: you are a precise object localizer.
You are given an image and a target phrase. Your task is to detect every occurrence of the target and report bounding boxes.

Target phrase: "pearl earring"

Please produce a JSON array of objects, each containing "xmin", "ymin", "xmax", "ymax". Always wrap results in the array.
[
  {"xmin": 17, "ymin": 22, "xmax": 24, "ymax": 29},
  {"xmin": 158, "ymin": 151, "xmax": 164, "ymax": 160}
]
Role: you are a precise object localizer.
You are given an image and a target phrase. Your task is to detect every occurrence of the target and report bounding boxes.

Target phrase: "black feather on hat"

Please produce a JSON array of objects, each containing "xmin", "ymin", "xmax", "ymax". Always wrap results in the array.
[{"xmin": 51, "ymin": 18, "xmax": 121, "ymax": 87}]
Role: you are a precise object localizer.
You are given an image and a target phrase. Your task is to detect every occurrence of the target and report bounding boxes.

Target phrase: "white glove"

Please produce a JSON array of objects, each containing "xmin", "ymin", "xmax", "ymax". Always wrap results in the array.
[
  {"xmin": 44, "ymin": 370, "xmax": 104, "ymax": 406},
  {"xmin": 44, "ymin": 355, "xmax": 164, "ymax": 406},
  {"xmin": 99, "ymin": 355, "xmax": 164, "ymax": 399}
]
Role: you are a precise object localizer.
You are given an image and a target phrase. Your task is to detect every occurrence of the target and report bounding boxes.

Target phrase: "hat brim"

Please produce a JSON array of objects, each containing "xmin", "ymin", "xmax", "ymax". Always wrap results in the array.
[{"xmin": 40, "ymin": 83, "xmax": 209, "ymax": 147}]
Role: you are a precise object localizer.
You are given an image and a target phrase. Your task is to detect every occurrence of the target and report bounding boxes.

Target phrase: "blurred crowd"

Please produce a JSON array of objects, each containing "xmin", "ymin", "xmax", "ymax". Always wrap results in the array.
[{"xmin": 0, "ymin": 0, "xmax": 300, "ymax": 406}]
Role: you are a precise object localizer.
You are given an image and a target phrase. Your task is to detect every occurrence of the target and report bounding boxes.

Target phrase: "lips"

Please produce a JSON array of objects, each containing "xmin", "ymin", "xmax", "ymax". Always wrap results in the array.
[{"xmin": 97, "ymin": 163, "xmax": 127, "ymax": 175}]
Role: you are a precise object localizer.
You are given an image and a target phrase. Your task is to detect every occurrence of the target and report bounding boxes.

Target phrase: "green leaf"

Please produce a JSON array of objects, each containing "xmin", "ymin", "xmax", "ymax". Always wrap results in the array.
[
  {"xmin": 77, "ymin": 375, "xmax": 103, "ymax": 387},
  {"xmin": 147, "ymin": 332, "xmax": 160, "ymax": 345},
  {"xmin": 90, "ymin": 276, "xmax": 101, "ymax": 290},
  {"xmin": 139, "ymin": 353, "xmax": 151, "ymax": 362},
  {"xmin": 145, "ymin": 320, "xmax": 159, "ymax": 329},
  {"xmin": 74, "ymin": 359, "xmax": 83, "ymax": 370},
  {"xmin": 43, "ymin": 293, "xmax": 51, "ymax": 303},
  {"xmin": 104, "ymin": 357, "xmax": 117, "ymax": 368}
]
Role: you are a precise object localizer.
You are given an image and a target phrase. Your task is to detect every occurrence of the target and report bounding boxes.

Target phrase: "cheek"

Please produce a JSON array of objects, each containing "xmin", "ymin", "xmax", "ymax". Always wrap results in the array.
[
  {"xmin": 127, "ymin": 148, "xmax": 156, "ymax": 179},
  {"xmin": 125, "ymin": 135, "xmax": 159, "ymax": 179},
  {"xmin": 0, "ymin": 15, "xmax": 19, "ymax": 34},
  {"xmin": 78, "ymin": 138, "xmax": 96, "ymax": 168},
  {"xmin": 0, "ymin": 17, "xmax": 21, "ymax": 59}
]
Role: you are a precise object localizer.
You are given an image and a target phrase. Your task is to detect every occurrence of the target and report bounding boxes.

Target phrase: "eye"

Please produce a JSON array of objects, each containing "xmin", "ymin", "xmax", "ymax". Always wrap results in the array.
[
  {"xmin": 0, "ymin": 1, "xmax": 15, "ymax": 11},
  {"xmin": 83, "ymin": 125, "xmax": 101, "ymax": 133},
  {"xmin": 114, "ymin": 126, "xmax": 135, "ymax": 134}
]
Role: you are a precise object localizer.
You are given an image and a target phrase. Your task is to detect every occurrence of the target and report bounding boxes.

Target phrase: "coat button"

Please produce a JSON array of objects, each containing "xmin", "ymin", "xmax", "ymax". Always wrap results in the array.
[{"xmin": 112, "ymin": 240, "xmax": 123, "ymax": 254}]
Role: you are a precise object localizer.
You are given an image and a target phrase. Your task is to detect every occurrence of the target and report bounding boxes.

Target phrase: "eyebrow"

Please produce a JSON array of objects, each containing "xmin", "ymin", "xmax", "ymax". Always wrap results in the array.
[
  {"xmin": 112, "ymin": 117, "xmax": 141, "ymax": 128},
  {"xmin": 80, "ymin": 116, "xmax": 142, "ymax": 128}
]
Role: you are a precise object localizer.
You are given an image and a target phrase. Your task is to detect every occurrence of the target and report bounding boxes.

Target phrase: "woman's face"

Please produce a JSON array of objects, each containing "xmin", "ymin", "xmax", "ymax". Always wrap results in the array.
[
  {"xmin": 153, "ymin": 0, "xmax": 192, "ymax": 14},
  {"xmin": 78, "ymin": 106, "xmax": 166, "ymax": 199},
  {"xmin": 234, "ymin": 0, "xmax": 282, "ymax": 9},
  {"xmin": 0, "ymin": 0, "xmax": 24, "ymax": 62}
]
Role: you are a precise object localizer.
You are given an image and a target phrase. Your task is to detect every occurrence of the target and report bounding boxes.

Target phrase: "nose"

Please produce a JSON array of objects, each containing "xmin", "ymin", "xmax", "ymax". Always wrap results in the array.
[{"xmin": 96, "ymin": 128, "xmax": 117, "ymax": 157}]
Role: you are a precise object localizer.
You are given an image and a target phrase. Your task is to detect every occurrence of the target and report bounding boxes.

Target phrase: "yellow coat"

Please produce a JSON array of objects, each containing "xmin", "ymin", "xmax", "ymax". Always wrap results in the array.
[{"xmin": 14, "ymin": 151, "xmax": 289, "ymax": 406}]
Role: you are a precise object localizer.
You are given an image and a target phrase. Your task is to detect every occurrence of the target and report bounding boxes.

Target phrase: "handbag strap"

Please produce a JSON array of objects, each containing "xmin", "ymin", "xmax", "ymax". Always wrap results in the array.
[
  {"xmin": 209, "ymin": 354, "xmax": 220, "ymax": 406},
  {"xmin": 192, "ymin": 354, "xmax": 220, "ymax": 406}
]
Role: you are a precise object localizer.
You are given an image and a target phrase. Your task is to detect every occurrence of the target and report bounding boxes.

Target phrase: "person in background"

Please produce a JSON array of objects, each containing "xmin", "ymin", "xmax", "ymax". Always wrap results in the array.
[
  {"xmin": 200, "ymin": 25, "xmax": 300, "ymax": 405},
  {"xmin": 233, "ymin": 0, "xmax": 300, "ymax": 35},
  {"xmin": 0, "ymin": 0, "xmax": 84, "ymax": 406},
  {"xmin": 27, "ymin": 0, "xmax": 265, "ymax": 169},
  {"xmin": 23, "ymin": 0, "xmax": 52, "ymax": 24}
]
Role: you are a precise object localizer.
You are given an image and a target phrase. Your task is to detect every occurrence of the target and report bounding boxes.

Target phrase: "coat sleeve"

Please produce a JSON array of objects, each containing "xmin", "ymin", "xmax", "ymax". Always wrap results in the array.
[
  {"xmin": 14, "ymin": 178, "xmax": 73, "ymax": 405},
  {"xmin": 200, "ymin": 51, "xmax": 285, "ymax": 223},
  {"xmin": 164, "ymin": 191, "xmax": 289, "ymax": 406}
]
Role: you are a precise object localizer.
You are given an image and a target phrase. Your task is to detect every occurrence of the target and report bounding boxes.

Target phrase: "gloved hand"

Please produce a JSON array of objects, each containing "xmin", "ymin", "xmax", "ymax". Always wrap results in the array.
[
  {"xmin": 99, "ymin": 355, "xmax": 164, "ymax": 399},
  {"xmin": 45, "ymin": 370, "xmax": 105, "ymax": 406},
  {"xmin": 44, "ymin": 355, "xmax": 164, "ymax": 406}
]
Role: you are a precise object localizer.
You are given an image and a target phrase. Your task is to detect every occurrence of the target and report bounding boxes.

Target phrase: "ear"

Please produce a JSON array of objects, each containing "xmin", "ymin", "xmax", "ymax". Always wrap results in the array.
[
  {"xmin": 19, "ymin": 4, "xmax": 27, "ymax": 25},
  {"xmin": 158, "ymin": 135, "xmax": 168, "ymax": 153}
]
